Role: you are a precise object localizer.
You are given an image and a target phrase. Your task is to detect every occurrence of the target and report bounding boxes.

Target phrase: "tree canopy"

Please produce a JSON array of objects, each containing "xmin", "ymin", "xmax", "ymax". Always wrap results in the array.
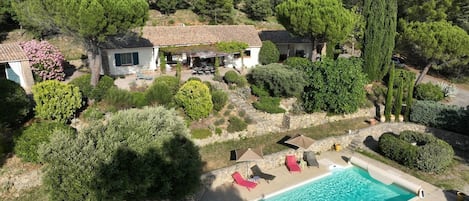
[
  {"xmin": 276, "ymin": 0, "xmax": 358, "ymax": 61},
  {"xmin": 192, "ymin": 0, "xmax": 234, "ymax": 24},
  {"xmin": 244, "ymin": 0, "xmax": 273, "ymax": 20},
  {"xmin": 40, "ymin": 107, "xmax": 202, "ymax": 200}
]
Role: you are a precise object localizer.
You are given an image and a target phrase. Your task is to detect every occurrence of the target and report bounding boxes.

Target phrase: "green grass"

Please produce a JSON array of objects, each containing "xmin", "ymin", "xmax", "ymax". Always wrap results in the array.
[
  {"xmin": 200, "ymin": 117, "xmax": 370, "ymax": 172},
  {"xmin": 356, "ymin": 149, "xmax": 469, "ymax": 191},
  {"xmin": 191, "ymin": 128, "xmax": 212, "ymax": 139}
]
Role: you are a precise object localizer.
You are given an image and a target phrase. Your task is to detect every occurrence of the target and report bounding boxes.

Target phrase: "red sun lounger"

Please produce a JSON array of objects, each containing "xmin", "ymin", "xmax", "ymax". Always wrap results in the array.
[
  {"xmin": 232, "ymin": 171, "xmax": 258, "ymax": 191},
  {"xmin": 285, "ymin": 155, "xmax": 301, "ymax": 172}
]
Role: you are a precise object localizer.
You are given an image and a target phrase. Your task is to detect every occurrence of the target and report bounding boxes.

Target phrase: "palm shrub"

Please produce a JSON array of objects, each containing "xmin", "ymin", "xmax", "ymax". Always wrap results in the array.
[
  {"xmin": 175, "ymin": 80, "xmax": 213, "ymax": 120},
  {"xmin": 40, "ymin": 107, "xmax": 203, "ymax": 200},
  {"xmin": 259, "ymin": 40, "xmax": 280, "ymax": 65},
  {"xmin": 414, "ymin": 82, "xmax": 444, "ymax": 101},
  {"xmin": 32, "ymin": 80, "xmax": 82, "ymax": 123},
  {"xmin": 247, "ymin": 64, "xmax": 307, "ymax": 97},
  {"xmin": 211, "ymin": 89, "xmax": 228, "ymax": 112},
  {"xmin": 0, "ymin": 79, "xmax": 31, "ymax": 128},
  {"xmin": 14, "ymin": 121, "xmax": 74, "ymax": 163}
]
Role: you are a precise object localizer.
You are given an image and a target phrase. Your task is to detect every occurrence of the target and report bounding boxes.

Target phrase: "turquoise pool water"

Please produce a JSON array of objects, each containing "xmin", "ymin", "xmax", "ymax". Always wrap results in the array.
[{"xmin": 264, "ymin": 166, "xmax": 416, "ymax": 201}]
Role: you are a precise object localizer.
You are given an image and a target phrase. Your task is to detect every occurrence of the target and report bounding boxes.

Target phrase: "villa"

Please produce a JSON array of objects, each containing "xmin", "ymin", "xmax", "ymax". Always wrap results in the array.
[{"xmin": 0, "ymin": 43, "xmax": 35, "ymax": 93}]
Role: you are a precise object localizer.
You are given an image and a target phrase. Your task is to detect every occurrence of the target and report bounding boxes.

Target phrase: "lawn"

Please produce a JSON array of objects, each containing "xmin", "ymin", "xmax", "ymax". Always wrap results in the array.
[{"xmin": 200, "ymin": 117, "xmax": 371, "ymax": 172}]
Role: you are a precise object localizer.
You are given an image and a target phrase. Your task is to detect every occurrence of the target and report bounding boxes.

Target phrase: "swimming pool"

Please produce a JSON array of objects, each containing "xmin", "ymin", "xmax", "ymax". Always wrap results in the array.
[{"xmin": 263, "ymin": 166, "xmax": 416, "ymax": 201}]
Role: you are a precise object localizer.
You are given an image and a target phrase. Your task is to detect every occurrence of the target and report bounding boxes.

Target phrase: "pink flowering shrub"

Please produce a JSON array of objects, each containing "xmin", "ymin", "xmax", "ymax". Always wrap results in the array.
[{"xmin": 20, "ymin": 40, "xmax": 65, "ymax": 81}]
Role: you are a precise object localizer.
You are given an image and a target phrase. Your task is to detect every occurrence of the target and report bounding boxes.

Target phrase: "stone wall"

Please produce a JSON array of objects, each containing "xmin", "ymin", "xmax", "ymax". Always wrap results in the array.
[{"xmin": 200, "ymin": 122, "xmax": 469, "ymax": 189}]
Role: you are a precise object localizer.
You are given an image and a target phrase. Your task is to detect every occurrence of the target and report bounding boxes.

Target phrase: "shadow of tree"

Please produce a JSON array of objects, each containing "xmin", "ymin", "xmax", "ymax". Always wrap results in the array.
[
  {"xmin": 363, "ymin": 135, "xmax": 380, "ymax": 152},
  {"xmin": 94, "ymin": 135, "xmax": 204, "ymax": 200}
]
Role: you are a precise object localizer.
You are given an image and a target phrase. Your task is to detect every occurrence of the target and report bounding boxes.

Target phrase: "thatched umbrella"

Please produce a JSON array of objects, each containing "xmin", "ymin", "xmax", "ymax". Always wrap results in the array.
[
  {"xmin": 235, "ymin": 147, "xmax": 264, "ymax": 177},
  {"xmin": 285, "ymin": 134, "xmax": 315, "ymax": 149}
]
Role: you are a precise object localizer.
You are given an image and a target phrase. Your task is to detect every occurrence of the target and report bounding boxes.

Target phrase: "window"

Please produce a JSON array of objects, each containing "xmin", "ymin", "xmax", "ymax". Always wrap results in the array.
[
  {"xmin": 244, "ymin": 50, "xmax": 251, "ymax": 57},
  {"xmin": 115, "ymin": 52, "xmax": 139, "ymax": 66}
]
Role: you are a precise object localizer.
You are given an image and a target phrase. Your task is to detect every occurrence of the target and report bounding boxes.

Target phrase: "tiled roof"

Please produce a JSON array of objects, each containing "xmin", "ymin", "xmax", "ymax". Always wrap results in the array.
[
  {"xmin": 142, "ymin": 25, "xmax": 263, "ymax": 47},
  {"xmin": 259, "ymin": 30, "xmax": 311, "ymax": 44},
  {"xmin": 0, "ymin": 43, "xmax": 28, "ymax": 63}
]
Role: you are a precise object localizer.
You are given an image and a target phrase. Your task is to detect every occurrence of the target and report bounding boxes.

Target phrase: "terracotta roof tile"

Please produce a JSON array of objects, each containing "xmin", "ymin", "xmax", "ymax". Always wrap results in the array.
[
  {"xmin": 0, "ymin": 43, "xmax": 28, "ymax": 63},
  {"xmin": 142, "ymin": 25, "xmax": 262, "ymax": 47}
]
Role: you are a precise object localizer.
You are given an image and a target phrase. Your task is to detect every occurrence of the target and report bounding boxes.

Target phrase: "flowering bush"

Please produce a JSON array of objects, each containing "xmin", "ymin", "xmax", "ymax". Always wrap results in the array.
[{"xmin": 20, "ymin": 40, "xmax": 65, "ymax": 81}]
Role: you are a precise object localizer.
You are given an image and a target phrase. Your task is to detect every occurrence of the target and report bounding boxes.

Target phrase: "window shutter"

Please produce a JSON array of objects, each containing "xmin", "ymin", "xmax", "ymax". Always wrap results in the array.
[
  {"xmin": 115, "ymin": 54, "xmax": 122, "ymax": 66},
  {"xmin": 132, "ymin": 52, "xmax": 139, "ymax": 65}
]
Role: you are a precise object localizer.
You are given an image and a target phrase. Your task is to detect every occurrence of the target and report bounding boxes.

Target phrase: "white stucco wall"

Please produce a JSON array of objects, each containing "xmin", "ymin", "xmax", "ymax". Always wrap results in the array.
[
  {"xmin": 104, "ymin": 47, "xmax": 154, "ymax": 75},
  {"xmin": 7, "ymin": 61, "xmax": 26, "ymax": 88},
  {"xmin": 224, "ymin": 47, "xmax": 260, "ymax": 69}
]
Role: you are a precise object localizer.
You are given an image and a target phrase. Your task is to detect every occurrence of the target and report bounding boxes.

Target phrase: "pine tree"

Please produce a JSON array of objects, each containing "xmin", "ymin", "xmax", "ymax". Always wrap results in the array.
[{"xmin": 362, "ymin": 0, "xmax": 397, "ymax": 81}]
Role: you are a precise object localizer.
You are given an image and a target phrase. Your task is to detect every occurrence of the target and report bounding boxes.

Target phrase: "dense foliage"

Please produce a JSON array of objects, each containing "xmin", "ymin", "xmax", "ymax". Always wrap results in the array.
[
  {"xmin": 223, "ymin": 70, "xmax": 247, "ymax": 87},
  {"xmin": 379, "ymin": 130, "xmax": 454, "ymax": 172},
  {"xmin": 32, "ymin": 80, "xmax": 83, "ymax": 123},
  {"xmin": 69, "ymin": 74, "xmax": 115, "ymax": 101},
  {"xmin": 40, "ymin": 107, "xmax": 202, "ymax": 200},
  {"xmin": 414, "ymin": 82, "xmax": 444, "ymax": 101},
  {"xmin": 283, "ymin": 57, "xmax": 313, "ymax": 71},
  {"xmin": 192, "ymin": 0, "xmax": 234, "ymax": 24},
  {"xmin": 259, "ymin": 40, "xmax": 280, "ymax": 65},
  {"xmin": 103, "ymin": 87, "xmax": 147, "ymax": 109},
  {"xmin": 302, "ymin": 58, "xmax": 367, "ymax": 114},
  {"xmin": 227, "ymin": 116, "xmax": 248, "ymax": 133},
  {"xmin": 145, "ymin": 76, "xmax": 180, "ymax": 106},
  {"xmin": 0, "ymin": 79, "xmax": 31, "ymax": 128},
  {"xmin": 211, "ymin": 89, "xmax": 228, "ymax": 112},
  {"xmin": 247, "ymin": 64, "xmax": 307, "ymax": 97},
  {"xmin": 14, "ymin": 121, "xmax": 74, "ymax": 163},
  {"xmin": 175, "ymin": 80, "xmax": 213, "ymax": 120},
  {"xmin": 253, "ymin": 96, "xmax": 286, "ymax": 113},
  {"xmin": 384, "ymin": 64, "xmax": 395, "ymax": 121},
  {"xmin": 244, "ymin": 0, "xmax": 272, "ymax": 20},
  {"xmin": 276, "ymin": 0, "xmax": 358, "ymax": 61},
  {"xmin": 410, "ymin": 101, "xmax": 469, "ymax": 135},
  {"xmin": 20, "ymin": 40, "xmax": 65, "ymax": 81},
  {"xmin": 362, "ymin": 0, "xmax": 397, "ymax": 81}
]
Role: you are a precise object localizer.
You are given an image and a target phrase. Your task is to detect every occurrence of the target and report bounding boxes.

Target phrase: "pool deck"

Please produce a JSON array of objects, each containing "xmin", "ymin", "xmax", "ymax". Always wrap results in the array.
[{"xmin": 199, "ymin": 150, "xmax": 455, "ymax": 201}]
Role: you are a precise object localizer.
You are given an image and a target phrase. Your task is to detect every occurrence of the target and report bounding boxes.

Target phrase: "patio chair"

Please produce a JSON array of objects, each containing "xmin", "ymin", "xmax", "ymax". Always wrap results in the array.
[
  {"xmin": 250, "ymin": 165, "xmax": 276, "ymax": 183},
  {"xmin": 303, "ymin": 151, "xmax": 319, "ymax": 168},
  {"xmin": 285, "ymin": 155, "xmax": 301, "ymax": 173},
  {"xmin": 232, "ymin": 171, "xmax": 258, "ymax": 191}
]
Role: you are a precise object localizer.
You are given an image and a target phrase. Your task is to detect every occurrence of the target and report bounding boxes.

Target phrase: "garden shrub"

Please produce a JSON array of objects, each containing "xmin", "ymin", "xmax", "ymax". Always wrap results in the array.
[
  {"xmin": 223, "ymin": 110, "xmax": 231, "ymax": 116},
  {"xmin": 302, "ymin": 58, "xmax": 367, "ymax": 114},
  {"xmin": 235, "ymin": 76, "xmax": 248, "ymax": 88},
  {"xmin": 238, "ymin": 109, "xmax": 246, "ymax": 117},
  {"xmin": 379, "ymin": 130, "xmax": 454, "ymax": 172},
  {"xmin": 145, "ymin": 76, "xmax": 180, "ymax": 106},
  {"xmin": 215, "ymin": 127, "xmax": 222, "ymax": 135},
  {"xmin": 187, "ymin": 77, "xmax": 202, "ymax": 82},
  {"xmin": 190, "ymin": 128, "xmax": 212, "ymax": 139},
  {"xmin": 227, "ymin": 104, "xmax": 235, "ymax": 110},
  {"xmin": 70, "ymin": 74, "xmax": 115, "ymax": 101},
  {"xmin": 223, "ymin": 70, "xmax": 239, "ymax": 85},
  {"xmin": 259, "ymin": 40, "xmax": 279, "ymax": 65},
  {"xmin": 132, "ymin": 92, "xmax": 148, "ymax": 108},
  {"xmin": 175, "ymin": 80, "xmax": 213, "ymax": 120},
  {"xmin": 410, "ymin": 101, "xmax": 469, "ymax": 135},
  {"xmin": 251, "ymin": 85, "xmax": 270, "ymax": 97},
  {"xmin": 227, "ymin": 116, "xmax": 247, "ymax": 133},
  {"xmin": 414, "ymin": 82, "xmax": 444, "ymax": 101},
  {"xmin": 203, "ymin": 81, "xmax": 213, "ymax": 91},
  {"xmin": 81, "ymin": 106, "xmax": 105, "ymax": 122},
  {"xmin": 283, "ymin": 57, "xmax": 313, "ymax": 71},
  {"xmin": 14, "ymin": 121, "xmax": 74, "ymax": 163},
  {"xmin": 32, "ymin": 80, "xmax": 83, "ymax": 123},
  {"xmin": 214, "ymin": 118, "xmax": 225, "ymax": 126},
  {"xmin": 211, "ymin": 89, "xmax": 228, "ymax": 112},
  {"xmin": 0, "ymin": 79, "xmax": 31, "ymax": 128},
  {"xmin": 253, "ymin": 96, "xmax": 286, "ymax": 114},
  {"xmin": 247, "ymin": 64, "xmax": 307, "ymax": 97},
  {"xmin": 244, "ymin": 116, "xmax": 254, "ymax": 124}
]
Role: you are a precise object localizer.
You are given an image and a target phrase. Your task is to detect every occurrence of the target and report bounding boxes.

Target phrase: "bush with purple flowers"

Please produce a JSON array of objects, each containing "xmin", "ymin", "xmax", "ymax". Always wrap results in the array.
[{"xmin": 20, "ymin": 40, "xmax": 65, "ymax": 81}]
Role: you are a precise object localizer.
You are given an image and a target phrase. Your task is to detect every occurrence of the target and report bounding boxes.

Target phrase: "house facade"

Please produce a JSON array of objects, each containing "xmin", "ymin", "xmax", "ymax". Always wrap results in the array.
[
  {"xmin": 0, "ymin": 43, "xmax": 34, "ymax": 93},
  {"xmin": 101, "ymin": 25, "xmax": 262, "ymax": 76},
  {"xmin": 259, "ymin": 30, "xmax": 313, "ymax": 61}
]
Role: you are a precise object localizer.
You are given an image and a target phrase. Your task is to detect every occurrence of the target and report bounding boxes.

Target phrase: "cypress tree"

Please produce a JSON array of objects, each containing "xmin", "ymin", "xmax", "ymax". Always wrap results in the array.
[
  {"xmin": 362, "ymin": 0, "xmax": 397, "ymax": 81},
  {"xmin": 384, "ymin": 64, "xmax": 394, "ymax": 122},
  {"xmin": 159, "ymin": 54, "xmax": 166, "ymax": 74},
  {"xmin": 394, "ymin": 79, "xmax": 404, "ymax": 122},
  {"xmin": 404, "ymin": 73, "xmax": 415, "ymax": 121}
]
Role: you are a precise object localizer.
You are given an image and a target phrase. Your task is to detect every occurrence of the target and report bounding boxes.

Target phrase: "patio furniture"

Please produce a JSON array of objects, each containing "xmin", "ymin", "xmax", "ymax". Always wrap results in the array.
[
  {"xmin": 232, "ymin": 171, "xmax": 258, "ymax": 191},
  {"xmin": 250, "ymin": 165, "xmax": 276, "ymax": 183},
  {"xmin": 285, "ymin": 155, "xmax": 301, "ymax": 173},
  {"xmin": 303, "ymin": 151, "xmax": 319, "ymax": 168}
]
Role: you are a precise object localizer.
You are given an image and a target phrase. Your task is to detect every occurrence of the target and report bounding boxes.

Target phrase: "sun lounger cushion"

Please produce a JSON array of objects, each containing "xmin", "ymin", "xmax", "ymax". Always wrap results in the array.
[
  {"xmin": 285, "ymin": 155, "xmax": 301, "ymax": 172},
  {"xmin": 232, "ymin": 172, "xmax": 257, "ymax": 190}
]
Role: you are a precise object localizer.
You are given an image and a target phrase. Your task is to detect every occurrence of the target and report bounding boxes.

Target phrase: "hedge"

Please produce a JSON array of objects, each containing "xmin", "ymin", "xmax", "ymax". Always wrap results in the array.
[
  {"xmin": 410, "ymin": 100, "xmax": 469, "ymax": 135},
  {"xmin": 414, "ymin": 82, "xmax": 444, "ymax": 101},
  {"xmin": 247, "ymin": 64, "xmax": 307, "ymax": 97},
  {"xmin": 379, "ymin": 130, "xmax": 454, "ymax": 172}
]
